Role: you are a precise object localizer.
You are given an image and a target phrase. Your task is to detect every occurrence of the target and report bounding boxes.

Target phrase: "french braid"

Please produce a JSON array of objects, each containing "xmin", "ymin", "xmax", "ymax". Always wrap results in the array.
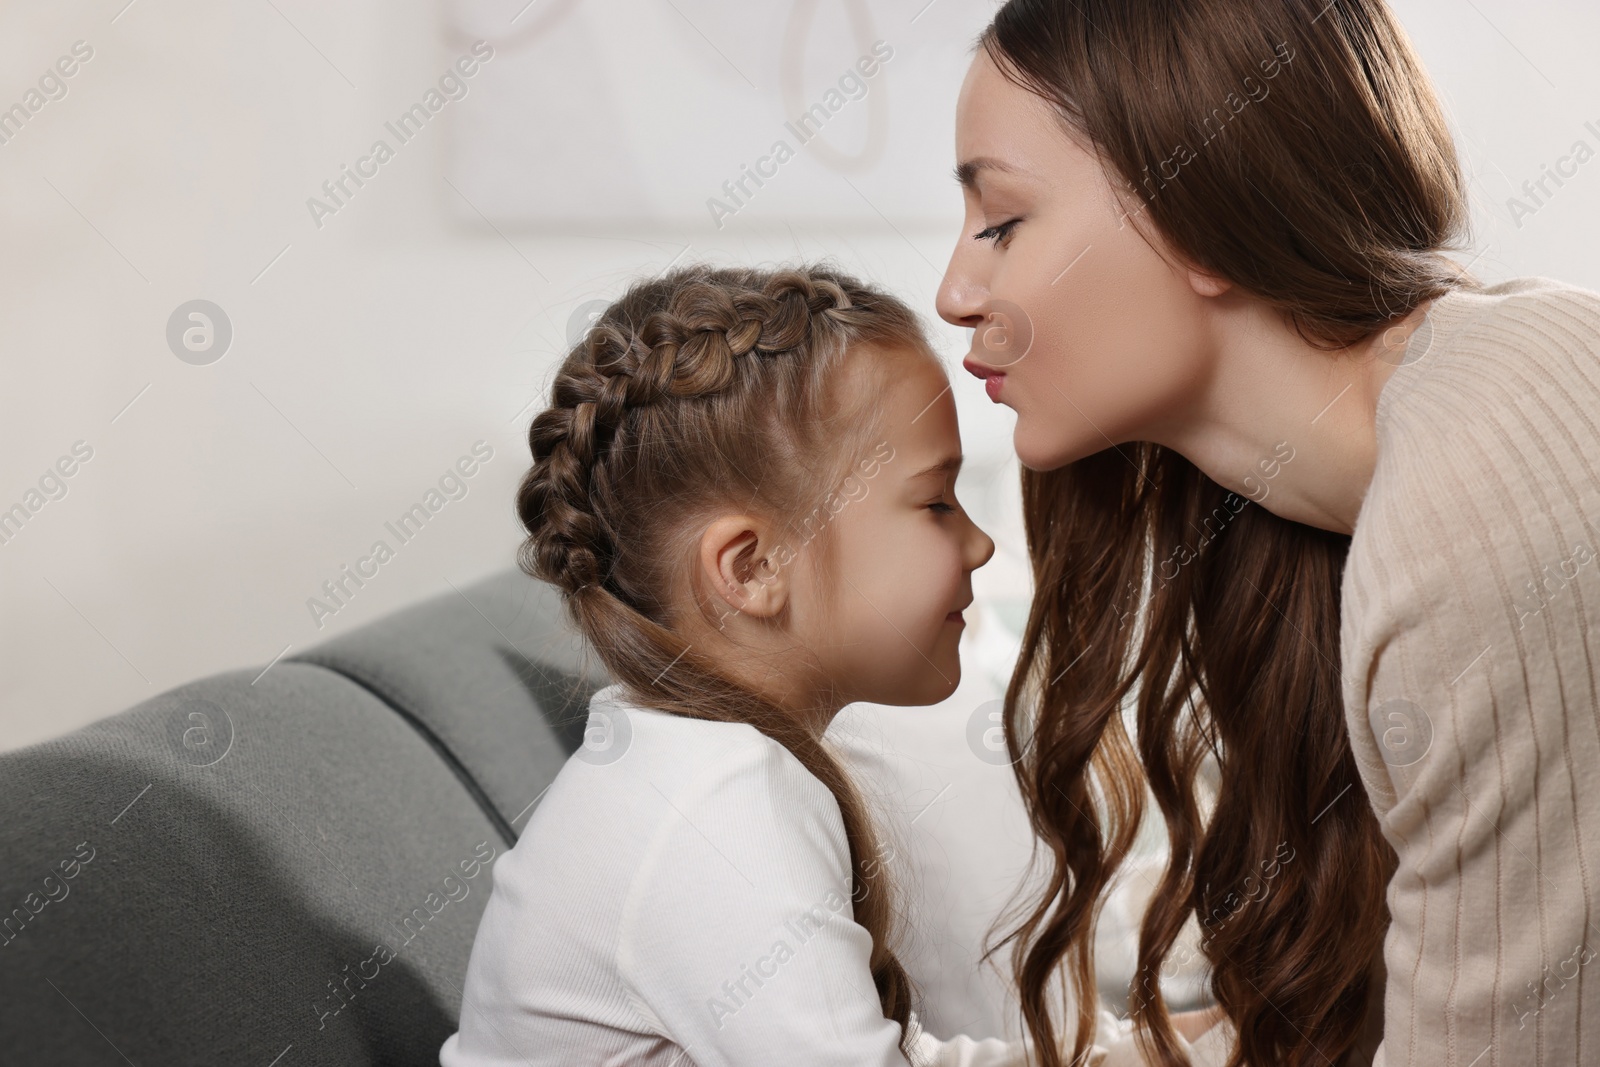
[
  {"xmin": 521, "ymin": 268, "xmax": 864, "ymax": 604},
  {"xmin": 515, "ymin": 262, "xmax": 938, "ymax": 1057}
]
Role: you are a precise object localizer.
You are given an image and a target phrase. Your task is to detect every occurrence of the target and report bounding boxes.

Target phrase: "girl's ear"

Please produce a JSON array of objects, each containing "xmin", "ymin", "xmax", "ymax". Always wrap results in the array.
[{"xmin": 698, "ymin": 515, "xmax": 789, "ymax": 622}]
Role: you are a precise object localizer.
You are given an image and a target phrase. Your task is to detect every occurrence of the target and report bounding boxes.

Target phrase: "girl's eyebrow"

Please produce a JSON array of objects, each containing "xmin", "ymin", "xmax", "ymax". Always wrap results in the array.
[
  {"xmin": 953, "ymin": 156, "xmax": 1026, "ymax": 191},
  {"xmin": 908, "ymin": 455, "xmax": 964, "ymax": 481}
]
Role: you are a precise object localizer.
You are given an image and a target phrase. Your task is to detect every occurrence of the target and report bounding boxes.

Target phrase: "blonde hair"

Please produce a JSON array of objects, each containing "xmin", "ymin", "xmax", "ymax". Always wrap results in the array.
[{"xmin": 515, "ymin": 261, "xmax": 940, "ymax": 1054}]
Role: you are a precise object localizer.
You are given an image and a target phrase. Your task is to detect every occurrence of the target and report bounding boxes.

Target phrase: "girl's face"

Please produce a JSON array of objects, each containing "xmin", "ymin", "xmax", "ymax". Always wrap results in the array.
[
  {"xmin": 797, "ymin": 349, "xmax": 994, "ymax": 709},
  {"xmin": 936, "ymin": 50, "xmax": 1214, "ymax": 471}
]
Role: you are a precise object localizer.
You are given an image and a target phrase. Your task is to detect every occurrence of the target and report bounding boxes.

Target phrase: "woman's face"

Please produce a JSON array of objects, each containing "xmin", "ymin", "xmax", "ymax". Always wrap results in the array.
[{"xmin": 937, "ymin": 50, "xmax": 1216, "ymax": 472}]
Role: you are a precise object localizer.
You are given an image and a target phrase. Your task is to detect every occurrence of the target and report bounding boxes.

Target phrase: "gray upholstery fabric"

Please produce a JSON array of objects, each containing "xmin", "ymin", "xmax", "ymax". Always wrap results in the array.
[
  {"xmin": 290, "ymin": 568, "xmax": 612, "ymax": 840},
  {"xmin": 0, "ymin": 569, "xmax": 607, "ymax": 1066}
]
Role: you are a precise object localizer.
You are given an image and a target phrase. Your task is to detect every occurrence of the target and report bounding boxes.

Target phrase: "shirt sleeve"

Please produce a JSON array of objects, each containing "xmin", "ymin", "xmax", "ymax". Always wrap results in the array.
[
  {"xmin": 1340, "ymin": 303, "xmax": 1600, "ymax": 1067},
  {"xmin": 905, "ymin": 1011, "xmax": 1035, "ymax": 1067},
  {"xmin": 614, "ymin": 733, "xmax": 1035, "ymax": 1067},
  {"xmin": 1094, "ymin": 1013, "xmax": 1232, "ymax": 1067}
]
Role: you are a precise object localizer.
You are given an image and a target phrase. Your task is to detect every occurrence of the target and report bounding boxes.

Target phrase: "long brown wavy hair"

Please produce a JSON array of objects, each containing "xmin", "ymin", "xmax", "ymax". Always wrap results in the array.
[
  {"xmin": 975, "ymin": 1, "xmax": 1477, "ymax": 1065},
  {"xmin": 515, "ymin": 261, "xmax": 940, "ymax": 1058}
]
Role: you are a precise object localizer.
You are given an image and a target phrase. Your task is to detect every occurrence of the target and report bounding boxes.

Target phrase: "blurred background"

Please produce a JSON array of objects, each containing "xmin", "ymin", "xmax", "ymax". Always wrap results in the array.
[{"xmin": 3, "ymin": 0, "xmax": 1598, "ymax": 1041}]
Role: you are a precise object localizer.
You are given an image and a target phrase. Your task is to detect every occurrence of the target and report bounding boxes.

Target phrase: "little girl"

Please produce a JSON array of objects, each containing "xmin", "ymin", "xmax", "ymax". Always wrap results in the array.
[{"xmin": 436, "ymin": 263, "xmax": 1131, "ymax": 1066}]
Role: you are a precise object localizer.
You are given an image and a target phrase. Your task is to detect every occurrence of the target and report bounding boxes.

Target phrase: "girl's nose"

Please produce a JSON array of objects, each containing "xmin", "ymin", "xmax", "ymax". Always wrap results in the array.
[{"xmin": 967, "ymin": 520, "xmax": 996, "ymax": 570}]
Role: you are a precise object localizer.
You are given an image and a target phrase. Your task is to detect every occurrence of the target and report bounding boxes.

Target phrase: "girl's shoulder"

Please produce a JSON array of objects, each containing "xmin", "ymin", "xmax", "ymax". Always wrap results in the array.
[
  {"xmin": 567, "ymin": 684, "xmax": 814, "ymax": 784},
  {"xmin": 535, "ymin": 683, "xmax": 847, "ymax": 851},
  {"xmin": 487, "ymin": 685, "xmax": 850, "ymax": 939}
]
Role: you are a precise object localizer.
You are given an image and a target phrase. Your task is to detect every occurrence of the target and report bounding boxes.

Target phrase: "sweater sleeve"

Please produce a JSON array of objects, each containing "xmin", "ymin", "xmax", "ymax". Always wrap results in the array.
[
  {"xmin": 1340, "ymin": 283, "xmax": 1600, "ymax": 1067},
  {"xmin": 613, "ymin": 734, "xmax": 1033, "ymax": 1067}
]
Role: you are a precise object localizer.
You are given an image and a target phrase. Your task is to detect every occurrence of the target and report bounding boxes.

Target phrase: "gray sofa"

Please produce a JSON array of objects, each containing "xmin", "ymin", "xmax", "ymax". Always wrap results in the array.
[{"xmin": 0, "ymin": 568, "xmax": 607, "ymax": 1066}]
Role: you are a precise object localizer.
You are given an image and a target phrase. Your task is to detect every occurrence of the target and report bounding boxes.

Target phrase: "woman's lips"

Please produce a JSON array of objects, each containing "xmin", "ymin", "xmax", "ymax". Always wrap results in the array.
[
  {"xmin": 946, "ymin": 610, "xmax": 965, "ymax": 624},
  {"xmin": 963, "ymin": 358, "xmax": 1006, "ymax": 403}
]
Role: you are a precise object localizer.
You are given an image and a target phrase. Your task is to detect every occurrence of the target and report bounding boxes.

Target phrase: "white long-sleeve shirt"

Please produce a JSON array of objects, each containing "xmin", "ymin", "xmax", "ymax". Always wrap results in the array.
[{"xmin": 440, "ymin": 682, "xmax": 1102, "ymax": 1067}]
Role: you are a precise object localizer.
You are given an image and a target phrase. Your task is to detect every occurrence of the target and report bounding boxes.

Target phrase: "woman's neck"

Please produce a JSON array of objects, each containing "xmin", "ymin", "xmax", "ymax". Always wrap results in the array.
[{"xmin": 1141, "ymin": 297, "xmax": 1426, "ymax": 536}]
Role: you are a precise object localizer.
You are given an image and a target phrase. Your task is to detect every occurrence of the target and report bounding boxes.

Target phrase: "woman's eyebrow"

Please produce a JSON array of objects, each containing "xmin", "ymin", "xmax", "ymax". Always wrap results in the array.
[{"xmin": 952, "ymin": 156, "xmax": 1026, "ymax": 191}]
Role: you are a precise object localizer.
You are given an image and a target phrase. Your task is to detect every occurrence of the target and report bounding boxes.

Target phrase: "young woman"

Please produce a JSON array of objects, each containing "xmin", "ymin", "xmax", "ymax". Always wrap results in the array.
[{"xmin": 938, "ymin": 2, "xmax": 1600, "ymax": 1066}]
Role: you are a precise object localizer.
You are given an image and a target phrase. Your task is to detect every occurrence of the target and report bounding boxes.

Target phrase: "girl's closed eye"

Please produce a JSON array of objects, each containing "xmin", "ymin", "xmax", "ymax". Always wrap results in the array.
[{"xmin": 927, "ymin": 499, "xmax": 957, "ymax": 515}]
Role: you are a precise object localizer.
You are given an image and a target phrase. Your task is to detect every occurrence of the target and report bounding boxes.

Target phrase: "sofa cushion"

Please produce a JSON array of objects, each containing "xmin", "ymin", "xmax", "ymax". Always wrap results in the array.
[
  {"xmin": 0, "ymin": 568, "xmax": 606, "ymax": 1066},
  {"xmin": 289, "ymin": 569, "xmax": 611, "ymax": 840},
  {"xmin": 0, "ymin": 664, "xmax": 510, "ymax": 1064}
]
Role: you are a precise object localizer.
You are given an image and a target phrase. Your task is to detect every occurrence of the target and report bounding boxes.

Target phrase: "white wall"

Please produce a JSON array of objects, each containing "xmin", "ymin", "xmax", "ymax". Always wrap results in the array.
[
  {"xmin": 0, "ymin": 0, "xmax": 1017, "ymax": 752},
  {"xmin": 4, "ymin": 0, "xmax": 1596, "ymax": 750}
]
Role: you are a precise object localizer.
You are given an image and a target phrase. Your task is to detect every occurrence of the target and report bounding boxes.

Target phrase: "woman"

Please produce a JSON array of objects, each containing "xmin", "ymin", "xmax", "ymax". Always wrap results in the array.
[{"xmin": 937, "ymin": 2, "xmax": 1600, "ymax": 1066}]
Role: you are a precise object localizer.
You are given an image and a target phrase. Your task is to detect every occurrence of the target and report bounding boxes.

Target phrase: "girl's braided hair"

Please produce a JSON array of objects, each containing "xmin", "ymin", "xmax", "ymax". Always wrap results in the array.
[{"xmin": 515, "ymin": 261, "xmax": 939, "ymax": 1055}]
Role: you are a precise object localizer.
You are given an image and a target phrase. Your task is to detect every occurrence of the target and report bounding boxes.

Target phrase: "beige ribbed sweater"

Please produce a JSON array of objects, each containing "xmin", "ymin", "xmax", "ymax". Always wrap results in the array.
[
  {"xmin": 1339, "ymin": 275, "xmax": 1600, "ymax": 1067},
  {"xmin": 1169, "ymin": 275, "xmax": 1600, "ymax": 1067}
]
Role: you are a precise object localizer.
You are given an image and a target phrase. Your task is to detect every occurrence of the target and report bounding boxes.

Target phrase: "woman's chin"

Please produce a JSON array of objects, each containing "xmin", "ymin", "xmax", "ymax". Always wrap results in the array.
[{"xmin": 1014, "ymin": 428, "xmax": 1086, "ymax": 473}]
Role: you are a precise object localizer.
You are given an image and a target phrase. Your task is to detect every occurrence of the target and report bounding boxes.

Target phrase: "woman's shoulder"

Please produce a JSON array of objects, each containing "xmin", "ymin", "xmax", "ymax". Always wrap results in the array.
[
  {"xmin": 1432, "ymin": 272, "xmax": 1600, "ymax": 334},
  {"xmin": 1344, "ymin": 273, "xmax": 1600, "ymax": 659},
  {"xmin": 1357, "ymin": 274, "xmax": 1600, "ymax": 536},
  {"xmin": 1375, "ymin": 274, "xmax": 1600, "ymax": 432},
  {"xmin": 1341, "ymin": 274, "xmax": 1600, "ymax": 776}
]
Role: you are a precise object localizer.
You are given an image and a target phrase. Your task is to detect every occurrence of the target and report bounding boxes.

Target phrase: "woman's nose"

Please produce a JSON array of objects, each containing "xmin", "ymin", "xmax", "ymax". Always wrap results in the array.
[{"xmin": 937, "ymin": 254, "xmax": 987, "ymax": 330}]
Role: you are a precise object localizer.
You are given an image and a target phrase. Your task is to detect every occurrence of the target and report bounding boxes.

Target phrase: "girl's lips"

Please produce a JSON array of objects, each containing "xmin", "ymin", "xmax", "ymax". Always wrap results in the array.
[
  {"xmin": 984, "ymin": 373, "xmax": 1005, "ymax": 402},
  {"xmin": 946, "ymin": 610, "xmax": 965, "ymax": 624}
]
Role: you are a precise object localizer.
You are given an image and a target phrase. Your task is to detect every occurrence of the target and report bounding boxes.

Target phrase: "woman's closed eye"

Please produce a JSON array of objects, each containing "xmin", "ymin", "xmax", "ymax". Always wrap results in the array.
[
  {"xmin": 974, "ymin": 218, "xmax": 1021, "ymax": 245},
  {"xmin": 927, "ymin": 500, "xmax": 957, "ymax": 515}
]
